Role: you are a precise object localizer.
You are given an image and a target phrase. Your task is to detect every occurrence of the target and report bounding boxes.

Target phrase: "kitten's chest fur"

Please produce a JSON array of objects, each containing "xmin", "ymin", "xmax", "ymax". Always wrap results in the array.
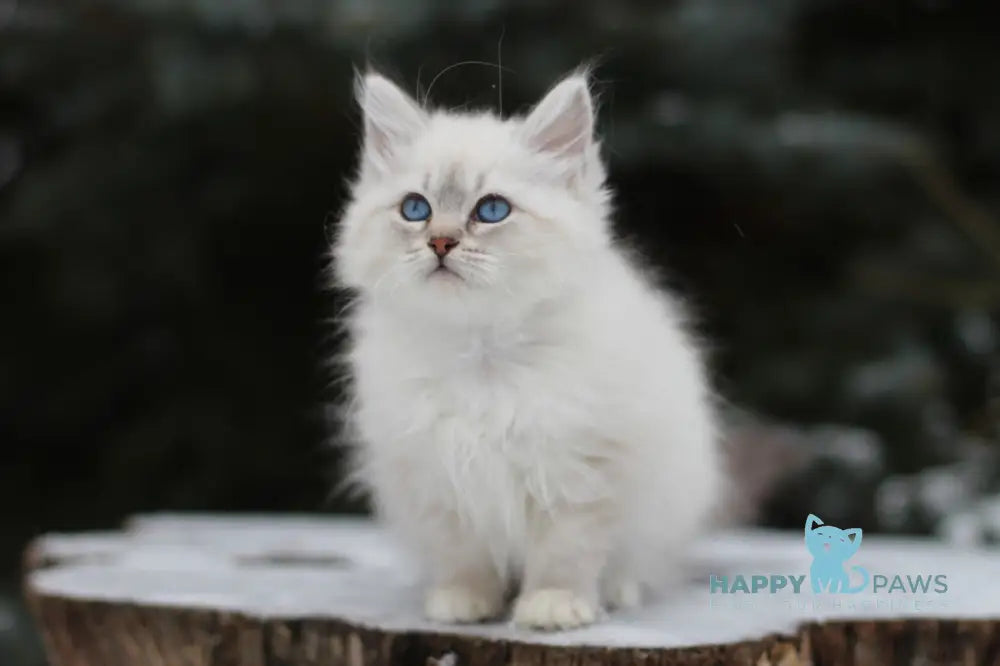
[
  {"xmin": 349, "ymin": 305, "xmax": 611, "ymax": 536},
  {"xmin": 356, "ymin": 311, "xmax": 567, "ymax": 452}
]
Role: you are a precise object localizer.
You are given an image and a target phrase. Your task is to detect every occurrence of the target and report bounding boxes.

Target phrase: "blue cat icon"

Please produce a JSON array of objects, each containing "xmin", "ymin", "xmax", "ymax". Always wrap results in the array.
[{"xmin": 804, "ymin": 513, "xmax": 869, "ymax": 594}]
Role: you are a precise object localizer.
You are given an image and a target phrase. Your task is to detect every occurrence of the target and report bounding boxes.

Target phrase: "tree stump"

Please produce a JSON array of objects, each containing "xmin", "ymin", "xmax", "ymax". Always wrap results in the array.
[{"xmin": 23, "ymin": 514, "xmax": 1000, "ymax": 665}]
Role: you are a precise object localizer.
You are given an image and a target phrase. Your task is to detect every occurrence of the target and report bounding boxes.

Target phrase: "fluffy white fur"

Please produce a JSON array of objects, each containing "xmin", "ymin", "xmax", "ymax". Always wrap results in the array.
[{"xmin": 331, "ymin": 69, "xmax": 723, "ymax": 630}]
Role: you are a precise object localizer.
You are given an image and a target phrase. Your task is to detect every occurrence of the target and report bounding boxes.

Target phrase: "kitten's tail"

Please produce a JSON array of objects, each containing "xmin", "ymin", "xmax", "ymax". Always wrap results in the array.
[{"xmin": 847, "ymin": 566, "xmax": 870, "ymax": 594}]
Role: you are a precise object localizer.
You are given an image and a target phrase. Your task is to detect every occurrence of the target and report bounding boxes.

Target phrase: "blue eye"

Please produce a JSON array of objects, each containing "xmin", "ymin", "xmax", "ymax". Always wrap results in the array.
[
  {"xmin": 400, "ymin": 193, "xmax": 431, "ymax": 222},
  {"xmin": 475, "ymin": 195, "xmax": 511, "ymax": 223}
]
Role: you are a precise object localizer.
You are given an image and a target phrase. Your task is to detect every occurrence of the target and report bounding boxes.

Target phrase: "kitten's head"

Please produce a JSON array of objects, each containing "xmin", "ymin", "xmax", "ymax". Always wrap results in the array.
[{"xmin": 332, "ymin": 69, "xmax": 612, "ymax": 321}]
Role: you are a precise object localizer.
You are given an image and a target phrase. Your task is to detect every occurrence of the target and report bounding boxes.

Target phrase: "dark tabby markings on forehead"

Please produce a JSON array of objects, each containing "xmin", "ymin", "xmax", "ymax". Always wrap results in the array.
[
  {"xmin": 436, "ymin": 166, "xmax": 465, "ymax": 210},
  {"xmin": 422, "ymin": 166, "xmax": 487, "ymax": 212}
]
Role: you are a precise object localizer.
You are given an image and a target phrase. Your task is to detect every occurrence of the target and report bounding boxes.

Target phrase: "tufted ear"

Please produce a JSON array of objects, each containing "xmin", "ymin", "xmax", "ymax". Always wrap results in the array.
[
  {"xmin": 518, "ymin": 73, "xmax": 594, "ymax": 162},
  {"xmin": 355, "ymin": 71, "xmax": 427, "ymax": 174}
]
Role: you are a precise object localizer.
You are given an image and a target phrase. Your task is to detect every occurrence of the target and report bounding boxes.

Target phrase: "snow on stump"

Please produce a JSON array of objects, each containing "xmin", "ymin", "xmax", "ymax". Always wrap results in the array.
[{"xmin": 22, "ymin": 514, "xmax": 1000, "ymax": 665}]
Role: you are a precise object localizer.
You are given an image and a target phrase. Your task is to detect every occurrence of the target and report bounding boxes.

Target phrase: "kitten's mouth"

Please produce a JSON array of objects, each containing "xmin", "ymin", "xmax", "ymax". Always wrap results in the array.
[
  {"xmin": 428, "ymin": 264, "xmax": 463, "ymax": 281},
  {"xmin": 823, "ymin": 543, "xmax": 830, "ymax": 551}
]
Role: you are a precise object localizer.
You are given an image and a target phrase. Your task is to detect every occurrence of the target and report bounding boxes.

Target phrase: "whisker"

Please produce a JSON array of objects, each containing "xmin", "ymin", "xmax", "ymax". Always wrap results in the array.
[
  {"xmin": 371, "ymin": 259, "xmax": 413, "ymax": 300},
  {"xmin": 497, "ymin": 25, "xmax": 505, "ymax": 114},
  {"xmin": 424, "ymin": 60, "xmax": 515, "ymax": 106}
]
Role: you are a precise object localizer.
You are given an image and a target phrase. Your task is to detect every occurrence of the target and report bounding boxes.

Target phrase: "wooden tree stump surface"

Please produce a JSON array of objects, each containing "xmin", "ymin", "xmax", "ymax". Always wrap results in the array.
[{"xmin": 23, "ymin": 514, "xmax": 1000, "ymax": 665}]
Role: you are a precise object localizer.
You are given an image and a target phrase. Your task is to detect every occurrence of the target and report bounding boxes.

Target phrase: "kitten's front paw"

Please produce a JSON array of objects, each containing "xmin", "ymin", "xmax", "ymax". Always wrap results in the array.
[
  {"xmin": 512, "ymin": 588, "xmax": 598, "ymax": 630},
  {"xmin": 425, "ymin": 585, "xmax": 503, "ymax": 624}
]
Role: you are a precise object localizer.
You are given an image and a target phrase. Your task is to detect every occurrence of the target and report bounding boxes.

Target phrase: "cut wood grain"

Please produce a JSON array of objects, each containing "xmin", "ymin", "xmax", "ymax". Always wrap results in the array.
[{"xmin": 23, "ymin": 514, "xmax": 1000, "ymax": 665}]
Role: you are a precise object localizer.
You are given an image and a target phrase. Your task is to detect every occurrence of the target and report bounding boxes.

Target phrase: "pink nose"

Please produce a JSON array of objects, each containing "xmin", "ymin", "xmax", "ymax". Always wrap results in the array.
[{"xmin": 428, "ymin": 236, "xmax": 459, "ymax": 257}]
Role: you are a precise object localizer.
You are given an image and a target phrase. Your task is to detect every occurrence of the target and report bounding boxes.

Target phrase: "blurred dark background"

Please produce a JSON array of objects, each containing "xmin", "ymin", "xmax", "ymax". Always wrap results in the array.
[{"xmin": 2, "ymin": 0, "xmax": 999, "ymax": 663}]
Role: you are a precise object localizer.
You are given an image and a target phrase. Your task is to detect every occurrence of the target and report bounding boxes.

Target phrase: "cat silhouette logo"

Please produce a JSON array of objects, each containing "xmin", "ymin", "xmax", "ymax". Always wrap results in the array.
[{"xmin": 804, "ymin": 513, "xmax": 869, "ymax": 594}]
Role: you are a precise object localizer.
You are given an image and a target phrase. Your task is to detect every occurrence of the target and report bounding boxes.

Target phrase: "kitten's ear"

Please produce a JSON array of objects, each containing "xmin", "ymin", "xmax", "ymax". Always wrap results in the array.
[
  {"xmin": 355, "ymin": 71, "xmax": 427, "ymax": 174},
  {"xmin": 519, "ymin": 73, "xmax": 594, "ymax": 162}
]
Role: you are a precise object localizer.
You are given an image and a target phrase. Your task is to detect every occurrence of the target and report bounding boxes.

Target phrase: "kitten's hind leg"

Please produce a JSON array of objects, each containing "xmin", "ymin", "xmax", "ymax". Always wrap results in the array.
[
  {"xmin": 599, "ymin": 549, "xmax": 643, "ymax": 611},
  {"xmin": 601, "ymin": 572, "xmax": 643, "ymax": 610}
]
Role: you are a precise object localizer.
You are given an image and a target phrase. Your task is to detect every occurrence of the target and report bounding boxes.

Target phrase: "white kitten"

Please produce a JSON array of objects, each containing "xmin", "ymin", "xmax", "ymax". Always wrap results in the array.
[{"xmin": 330, "ymin": 69, "xmax": 723, "ymax": 630}]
